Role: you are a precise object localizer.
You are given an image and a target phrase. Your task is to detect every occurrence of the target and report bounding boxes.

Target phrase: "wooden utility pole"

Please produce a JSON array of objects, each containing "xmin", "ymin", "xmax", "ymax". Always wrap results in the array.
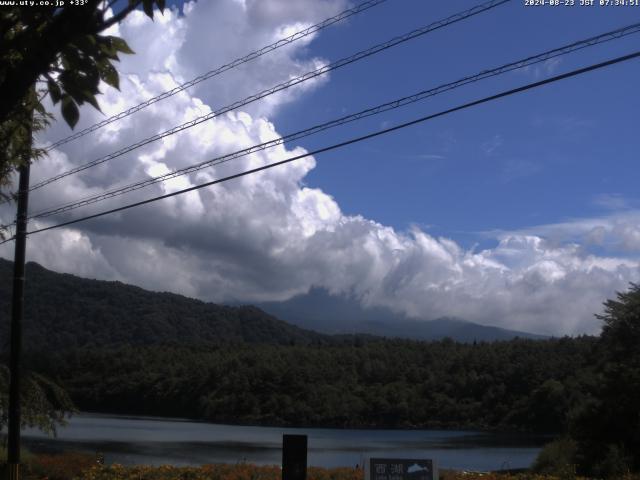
[{"xmin": 6, "ymin": 110, "xmax": 32, "ymax": 480}]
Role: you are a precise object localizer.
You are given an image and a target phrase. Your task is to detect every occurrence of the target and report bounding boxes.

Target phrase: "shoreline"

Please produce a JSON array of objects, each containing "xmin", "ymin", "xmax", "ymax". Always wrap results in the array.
[{"xmin": 69, "ymin": 410, "xmax": 558, "ymax": 436}]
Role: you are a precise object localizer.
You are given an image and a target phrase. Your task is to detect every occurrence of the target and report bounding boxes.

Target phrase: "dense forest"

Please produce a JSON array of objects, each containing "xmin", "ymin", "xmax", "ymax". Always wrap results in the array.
[{"xmin": 27, "ymin": 337, "xmax": 595, "ymax": 433}]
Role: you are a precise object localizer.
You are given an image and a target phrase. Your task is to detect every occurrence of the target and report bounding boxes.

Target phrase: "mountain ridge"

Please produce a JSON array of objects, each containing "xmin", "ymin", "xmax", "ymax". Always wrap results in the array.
[
  {"xmin": 258, "ymin": 287, "xmax": 546, "ymax": 341},
  {"xmin": 0, "ymin": 258, "xmax": 328, "ymax": 351},
  {"xmin": 0, "ymin": 259, "xmax": 544, "ymax": 352}
]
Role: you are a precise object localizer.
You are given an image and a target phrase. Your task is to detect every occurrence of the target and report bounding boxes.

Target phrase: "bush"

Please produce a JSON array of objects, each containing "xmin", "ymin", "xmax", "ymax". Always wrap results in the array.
[
  {"xmin": 591, "ymin": 444, "xmax": 632, "ymax": 479},
  {"xmin": 532, "ymin": 437, "xmax": 577, "ymax": 477},
  {"xmin": 26, "ymin": 451, "xmax": 97, "ymax": 480}
]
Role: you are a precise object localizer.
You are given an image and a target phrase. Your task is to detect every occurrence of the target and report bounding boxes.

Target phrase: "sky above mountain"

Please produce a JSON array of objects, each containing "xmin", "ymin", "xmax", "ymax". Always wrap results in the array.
[{"xmin": 1, "ymin": 0, "xmax": 639, "ymax": 336}]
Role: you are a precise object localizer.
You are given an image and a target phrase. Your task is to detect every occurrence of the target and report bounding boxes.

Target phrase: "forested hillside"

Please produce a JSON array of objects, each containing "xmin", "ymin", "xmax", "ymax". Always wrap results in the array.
[
  {"xmin": 0, "ymin": 259, "xmax": 328, "ymax": 351},
  {"xmin": 0, "ymin": 260, "xmax": 541, "ymax": 347}
]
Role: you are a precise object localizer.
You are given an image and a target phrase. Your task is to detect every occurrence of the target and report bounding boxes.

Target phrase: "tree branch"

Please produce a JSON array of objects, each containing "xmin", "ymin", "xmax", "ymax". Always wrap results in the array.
[{"xmin": 99, "ymin": 1, "xmax": 141, "ymax": 32}]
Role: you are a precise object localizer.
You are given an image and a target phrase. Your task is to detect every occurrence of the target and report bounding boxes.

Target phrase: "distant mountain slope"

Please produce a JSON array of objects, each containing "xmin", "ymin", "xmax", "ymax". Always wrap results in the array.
[
  {"xmin": 258, "ymin": 288, "xmax": 546, "ymax": 342},
  {"xmin": 0, "ymin": 259, "xmax": 543, "ymax": 352},
  {"xmin": 0, "ymin": 259, "xmax": 328, "ymax": 351}
]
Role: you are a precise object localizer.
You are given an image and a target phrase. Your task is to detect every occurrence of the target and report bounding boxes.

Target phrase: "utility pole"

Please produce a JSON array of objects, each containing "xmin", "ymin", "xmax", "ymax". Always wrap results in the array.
[{"xmin": 6, "ymin": 107, "xmax": 32, "ymax": 480}]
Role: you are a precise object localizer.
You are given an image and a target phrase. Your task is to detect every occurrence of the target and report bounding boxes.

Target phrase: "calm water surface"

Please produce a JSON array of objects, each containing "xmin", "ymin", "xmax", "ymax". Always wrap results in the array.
[{"xmin": 23, "ymin": 413, "xmax": 548, "ymax": 471}]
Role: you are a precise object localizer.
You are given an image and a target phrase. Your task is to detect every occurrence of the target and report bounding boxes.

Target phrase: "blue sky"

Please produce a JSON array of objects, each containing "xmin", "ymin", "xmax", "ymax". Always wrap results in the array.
[{"xmin": 271, "ymin": 0, "xmax": 640, "ymax": 249}]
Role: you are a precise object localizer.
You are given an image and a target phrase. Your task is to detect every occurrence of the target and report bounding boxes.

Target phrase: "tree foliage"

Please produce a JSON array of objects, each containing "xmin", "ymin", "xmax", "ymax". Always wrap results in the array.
[
  {"xmin": 0, "ymin": 364, "xmax": 76, "ymax": 437},
  {"xmin": 567, "ymin": 284, "xmax": 640, "ymax": 477},
  {"xmin": 597, "ymin": 283, "xmax": 640, "ymax": 361},
  {"xmin": 0, "ymin": 0, "xmax": 165, "ymax": 196}
]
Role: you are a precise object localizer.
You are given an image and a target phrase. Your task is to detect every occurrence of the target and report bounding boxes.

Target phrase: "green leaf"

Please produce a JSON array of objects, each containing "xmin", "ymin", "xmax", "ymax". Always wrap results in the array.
[
  {"xmin": 48, "ymin": 79, "xmax": 62, "ymax": 104},
  {"xmin": 33, "ymin": 100, "xmax": 48, "ymax": 117},
  {"xmin": 83, "ymin": 65, "xmax": 101, "ymax": 87},
  {"xmin": 99, "ymin": 61, "xmax": 120, "ymax": 90},
  {"xmin": 97, "ymin": 38, "xmax": 120, "ymax": 60},
  {"xmin": 111, "ymin": 36, "xmax": 135, "ymax": 55},
  {"xmin": 60, "ymin": 75, "xmax": 86, "ymax": 106},
  {"xmin": 60, "ymin": 95, "xmax": 79, "ymax": 129},
  {"xmin": 60, "ymin": 67, "xmax": 100, "ymax": 107},
  {"xmin": 82, "ymin": 91, "xmax": 101, "ymax": 112},
  {"xmin": 60, "ymin": 54, "xmax": 71, "ymax": 70},
  {"xmin": 71, "ymin": 34, "xmax": 97, "ymax": 53},
  {"xmin": 142, "ymin": 0, "xmax": 154, "ymax": 19}
]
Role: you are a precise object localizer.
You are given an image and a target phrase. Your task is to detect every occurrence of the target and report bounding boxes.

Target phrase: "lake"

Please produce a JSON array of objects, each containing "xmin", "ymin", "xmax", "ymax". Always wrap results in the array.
[{"xmin": 23, "ymin": 413, "xmax": 549, "ymax": 471}]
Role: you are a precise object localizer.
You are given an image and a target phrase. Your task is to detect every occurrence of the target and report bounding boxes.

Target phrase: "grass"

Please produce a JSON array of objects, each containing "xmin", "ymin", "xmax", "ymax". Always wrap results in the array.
[{"xmin": 0, "ymin": 445, "xmax": 36, "ymax": 464}]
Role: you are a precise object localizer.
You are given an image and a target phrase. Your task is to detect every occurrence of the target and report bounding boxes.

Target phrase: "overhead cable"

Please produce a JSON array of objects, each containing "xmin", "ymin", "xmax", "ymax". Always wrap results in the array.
[
  {"xmin": 24, "ymin": 50, "xmax": 640, "ymax": 237},
  {"xmin": 26, "ymin": 21, "xmax": 640, "ymax": 221},
  {"xmin": 30, "ymin": 0, "xmax": 510, "ymax": 192},
  {"xmin": 45, "ymin": 0, "xmax": 389, "ymax": 151}
]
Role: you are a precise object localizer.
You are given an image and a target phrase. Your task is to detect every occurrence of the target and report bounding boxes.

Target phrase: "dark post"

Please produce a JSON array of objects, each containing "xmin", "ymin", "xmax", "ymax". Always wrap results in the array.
[
  {"xmin": 282, "ymin": 434, "xmax": 307, "ymax": 480},
  {"xmin": 6, "ymin": 120, "xmax": 32, "ymax": 480}
]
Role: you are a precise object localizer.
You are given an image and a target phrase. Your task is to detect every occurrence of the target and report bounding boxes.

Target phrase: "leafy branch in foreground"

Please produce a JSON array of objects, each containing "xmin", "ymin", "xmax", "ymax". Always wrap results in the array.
[
  {"xmin": 0, "ymin": 364, "xmax": 76, "ymax": 437},
  {"xmin": 0, "ymin": 0, "xmax": 165, "ymax": 198}
]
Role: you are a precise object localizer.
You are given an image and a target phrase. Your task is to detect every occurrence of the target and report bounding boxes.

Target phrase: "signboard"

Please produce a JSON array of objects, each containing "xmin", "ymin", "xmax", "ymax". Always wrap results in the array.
[
  {"xmin": 369, "ymin": 458, "xmax": 437, "ymax": 480},
  {"xmin": 282, "ymin": 434, "xmax": 307, "ymax": 480}
]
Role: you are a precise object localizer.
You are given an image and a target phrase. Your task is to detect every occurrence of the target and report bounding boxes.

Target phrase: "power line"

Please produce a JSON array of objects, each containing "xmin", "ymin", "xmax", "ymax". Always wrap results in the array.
[
  {"xmin": 0, "ymin": 235, "xmax": 15, "ymax": 246},
  {"xmin": 24, "ymin": 50, "xmax": 640, "ymax": 237},
  {"xmin": 44, "ymin": 0, "xmax": 389, "ymax": 152},
  {"xmin": 30, "ymin": 0, "xmax": 510, "ymax": 192},
  {"xmin": 25, "ymin": 21, "xmax": 640, "ymax": 221}
]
